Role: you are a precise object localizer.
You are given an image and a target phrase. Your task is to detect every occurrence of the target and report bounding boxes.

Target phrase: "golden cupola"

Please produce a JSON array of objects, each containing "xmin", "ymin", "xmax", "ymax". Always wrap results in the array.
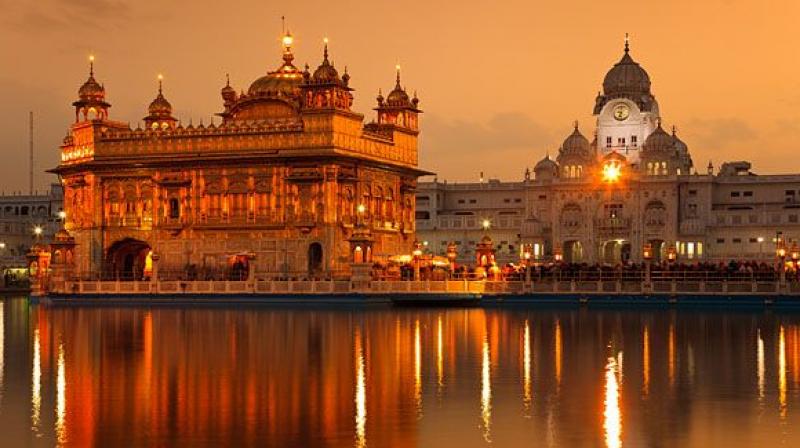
[
  {"xmin": 221, "ymin": 30, "xmax": 305, "ymax": 122},
  {"xmin": 373, "ymin": 66, "xmax": 421, "ymax": 132},
  {"xmin": 144, "ymin": 75, "xmax": 177, "ymax": 130},
  {"xmin": 301, "ymin": 39, "xmax": 354, "ymax": 111},
  {"xmin": 72, "ymin": 55, "xmax": 111, "ymax": 122}
]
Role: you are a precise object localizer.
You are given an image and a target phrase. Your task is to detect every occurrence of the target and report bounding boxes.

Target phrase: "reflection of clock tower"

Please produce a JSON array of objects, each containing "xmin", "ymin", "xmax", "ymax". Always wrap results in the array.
[{"xmin": 593, "ymin": 36, "xmax": 659, "ymax": 164}]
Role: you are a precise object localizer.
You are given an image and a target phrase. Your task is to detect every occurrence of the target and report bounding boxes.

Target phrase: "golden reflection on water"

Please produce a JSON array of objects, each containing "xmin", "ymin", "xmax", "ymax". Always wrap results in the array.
[
  {"xmin": 414, "ymin": 319, "xmax": 422, "ymax": 419},
  {"xmin": 643, "ymin": 326, "xmax": 650, "ymax": 396},
  {"xmin": 523, "ymin": 320, "xmax": 532, "ymax": 416},
  {"xmin": 8, "ymin": 305, "xmax": 800, "ymax": 446},
  {"xmin": 437, "ymin": 315, "xmax": 444, "ymax": 390},
  {"xmin": 668, "ymin": 323, "xmax": 676, "ymax": 388},
  {"xmin": 555, "ymin": 319, "xmax": 562, "ymax": 386},
  {"xmin": 56, "ymin": 342, "xmax": 66, "ymax": 446},
  {"xmin": 32, "ymin": 328, "xmax": 41, "ymax": 433},
  {"xmin": 355, "ymin": 328, "xmax": 366, "ymax": 448},
  {"xmin": 757, "ymin": 329, "xmax": 765, "ymax": 402},
  {"xmin": 0, "ymin": 301, "xmax": 4, "ymax": 407},
  {"xmin": 481, "ymin": 335, "xmax": 492, "ymax": 443},
  {"xmin": 604, "ymin": 355, "xmax": 622, "ymax": 448},
  {"xmin": 779, "ymin": 326, "xmax": 787, "ymax": 420}
]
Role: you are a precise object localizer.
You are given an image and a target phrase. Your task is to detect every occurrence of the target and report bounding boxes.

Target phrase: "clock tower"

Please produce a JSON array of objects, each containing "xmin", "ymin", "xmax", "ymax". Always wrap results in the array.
[{"xmin": 593, "ymin": 36, "xmax": 659, "ymax": 164}]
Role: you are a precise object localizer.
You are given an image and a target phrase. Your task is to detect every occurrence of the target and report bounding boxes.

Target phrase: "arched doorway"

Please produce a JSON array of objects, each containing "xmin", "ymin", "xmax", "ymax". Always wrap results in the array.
[
  {"xmin": 308, "ymin": 243, "xmax": 324, "ymax": 277},
  {"xmin": 106, "ymin": 238, "xmax": 151, "ymax": 280},
  {"xmin": 563, "ymin": 240, "xmax": 584, "ymax": 263}
]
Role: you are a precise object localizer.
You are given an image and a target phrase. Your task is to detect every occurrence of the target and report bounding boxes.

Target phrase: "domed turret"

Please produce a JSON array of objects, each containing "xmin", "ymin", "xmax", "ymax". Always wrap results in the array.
[
  {"xmin": 221, "ymin": 74, "xmax": 236, "ymax": 104},
  {"xmin": 642, "ymin": 122, "xmax": 675, "ymax": 153},
  {"xmin": 560, "ymin": 124, "xmax": 592, "ymax": 156},
  {"xmin": 593, "ymin": 35, "xmax": 657, "ymax": 114},
  {"xmin": 311, "ymin": 40, "xmax": 341, "ymax": 84},
  {"xmin": 247, "ymin": 30, "xmax": 303, "ymax": 99},
  {"xmin": 534, "ymin": 154, "xmax": 559, "ymax": 181},
  {"xmin": 371, "ymin": 65, "xmax": 421, "ymax": 133},
  {"xmin": 556, "ymin": 123, "xmax": 594, "ymax": 179},
  {"xmin": 73, "ymin": 55, "xmax": 111, "ymax": 122},
  {"xmin": 602, "ymin": 42, "xmax": 651, "ymax": 98},
  {"xmin": 300, "ymin": 38, "xmax": 354, "ymax": 111},
  {"xmin": 144, "ymin": 75, "xmax": 177, "ymax": 130}
]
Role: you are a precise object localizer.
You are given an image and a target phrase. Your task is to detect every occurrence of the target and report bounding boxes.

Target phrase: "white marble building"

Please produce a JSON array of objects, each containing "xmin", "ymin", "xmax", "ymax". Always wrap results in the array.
[{"xmin": 416, "ymin": 41, "xmax": 800, "ymax": 265}]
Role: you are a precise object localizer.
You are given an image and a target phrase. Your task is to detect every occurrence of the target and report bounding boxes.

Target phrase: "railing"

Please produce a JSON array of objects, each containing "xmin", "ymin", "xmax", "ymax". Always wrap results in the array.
[{"xmin": 54, "ymin": 277, "xmax": 800, "ymax": 296}]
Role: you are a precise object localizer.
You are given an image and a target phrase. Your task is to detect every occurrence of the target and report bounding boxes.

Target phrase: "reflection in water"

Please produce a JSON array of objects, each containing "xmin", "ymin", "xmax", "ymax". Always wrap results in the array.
[
  {"xmin": 555, "ymin": 319, "xmax": 562, "ymax": 386},
  {"xmin": 56, "ymin": 342, "xmax": 66, "ymax": 446},
  {"xmin": 604, "ymin": 355, "xmax": 622, "ymax": 448},
  {"xmin": 779, "ymin": 326, "xmax": 787, "ymax": 419},
  {"xmin": 481, "ymin": 335, "xmax": 492, "ymax": 443},
  {"xmin": 437, "ymin": 315, "xmax": 444, "ymax": 391},
  {"xmin": 643, "ymin": 325, "xmax": 650, "ymax": 396},
  {"xmin": 668, "ymin": 323, "xmax": 676, "ymax": 387},
  {"xmin": 757, "ymin": 329, "xmax": 765, "ymax": 402},
  {"xmin": 1, "ymin": 303, "xmax": 800, "ymax": 446},
  {"xmin": 414, "ymin": 319, "xmax": 422, "ymax": 419},
  {"xmin": 32, "ymin": 328, "xmax": 42, "ymax": 433},
  {"xmin": 523, "ymin": 320, "xmax": 532, "ymax": 416},
  {"xmin": 355, "ymin": 328, "xmax": 366, "ymax": 448},
  {"xmin": 0, "ymin": 301, "xmax": 3, "ymax": 407}
]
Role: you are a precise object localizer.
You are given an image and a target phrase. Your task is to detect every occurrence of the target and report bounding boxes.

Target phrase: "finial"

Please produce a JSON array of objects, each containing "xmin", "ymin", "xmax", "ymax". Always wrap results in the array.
[
  {"xmin": 656, "ymin": 117, "xmax": 662, "ymax": 128},
  {"xmin": 157, "ymin": 73, "xmax": 163, "ymax": 94},
  {"xmin": 88, "ymin": 54, "xmax": 95, "ymax": 76},
  {"xmin": 624, "ymin": 33, "xmax": 630, "ymax": 53},
  {"xmin": 395, "ymin": 64, "xmax": 401, "ymax": 86},
  {"xmin": 225, "ymin": 73, "xmax": 230, "ymax": 87},
  {"xmin": 672, "ymin": 125, "xmax": 677, "ymax": 136},
  {"xmin": 323, "ymin": 37, "xmax": 329, "ymax": 61},
  {"xmin": 573, "ymin": 120, "xmax": 579, "ymax": 131}
]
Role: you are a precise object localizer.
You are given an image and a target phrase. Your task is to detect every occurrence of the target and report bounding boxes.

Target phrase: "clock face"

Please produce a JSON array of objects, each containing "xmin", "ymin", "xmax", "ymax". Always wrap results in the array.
[{"xmin": 613, "ymin": 104, "xmax": 630, "ymax": 121}]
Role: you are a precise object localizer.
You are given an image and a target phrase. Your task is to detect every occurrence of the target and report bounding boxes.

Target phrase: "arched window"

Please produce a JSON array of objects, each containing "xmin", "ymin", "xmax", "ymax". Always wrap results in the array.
[{"xmin": 169, "ymin": 198, "xmax": 180, "ymax": 219}]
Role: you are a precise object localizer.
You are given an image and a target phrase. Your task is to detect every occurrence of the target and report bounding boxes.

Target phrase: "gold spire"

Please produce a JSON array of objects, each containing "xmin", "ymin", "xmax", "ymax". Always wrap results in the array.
[
  {"xmin": 624, "ymin": 33, "xmax": 630, "ymax": 53},
  {"xmin": 395, "ymin": 64, "xmax": 401, "ymax": 87},
  {"xmin": 157, "ymin": 74, "xmax": 163, "ymax": 94},
  {"xmin": 323, "ymin": 37, "xmax": 329, "ymax": 61},
  {"xmin": 88, "ymin": 54, "xmax": 95, "ymax": 76}
]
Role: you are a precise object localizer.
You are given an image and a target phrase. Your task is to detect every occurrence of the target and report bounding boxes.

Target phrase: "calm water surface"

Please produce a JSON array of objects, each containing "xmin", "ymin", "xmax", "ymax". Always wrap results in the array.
[{"xmin": 0, "ymin": 296, "xmax": 799, "ymax": 447}]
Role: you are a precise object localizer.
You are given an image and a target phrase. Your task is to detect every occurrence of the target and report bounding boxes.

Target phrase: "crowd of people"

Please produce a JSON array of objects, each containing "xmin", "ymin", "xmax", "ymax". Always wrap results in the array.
[{"xmin": 413, "ymin": 259, "xmax": 799, "ymax": 283}]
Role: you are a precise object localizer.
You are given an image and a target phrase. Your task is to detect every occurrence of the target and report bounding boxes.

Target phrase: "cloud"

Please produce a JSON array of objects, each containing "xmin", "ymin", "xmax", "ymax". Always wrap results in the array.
[
  {"xmin": 423, "ymin": 111, "xmax": 553, "ymax": 154},
  {"xmin": 2, "ymin": 0, "xmax": 132, "ymax": 33},
  {"xmin": 682, "ymin": 117, "xmax": 757, "ymax": 148}
]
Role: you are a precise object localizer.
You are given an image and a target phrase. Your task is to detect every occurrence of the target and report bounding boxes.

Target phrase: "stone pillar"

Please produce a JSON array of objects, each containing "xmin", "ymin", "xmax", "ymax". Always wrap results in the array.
[{"xmin": 151, "ymin": 252, "xmax": 160, "ymax": 293}]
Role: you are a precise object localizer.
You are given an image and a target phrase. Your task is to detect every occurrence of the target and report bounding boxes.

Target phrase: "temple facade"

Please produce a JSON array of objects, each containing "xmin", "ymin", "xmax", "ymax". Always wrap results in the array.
[
  {"xmin": 53, "ymin": 31, "xmax": 427, "ymax": 280},
  {"xmin": 417, "ymin": 40, "xmax": 800, "ymax": 266}
]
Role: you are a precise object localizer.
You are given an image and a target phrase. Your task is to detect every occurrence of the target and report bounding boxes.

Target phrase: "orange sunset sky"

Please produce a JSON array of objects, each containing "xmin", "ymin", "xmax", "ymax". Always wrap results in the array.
[{"xmin": 0, "ymin": 0, "xmax": 798, "ymax": 192}]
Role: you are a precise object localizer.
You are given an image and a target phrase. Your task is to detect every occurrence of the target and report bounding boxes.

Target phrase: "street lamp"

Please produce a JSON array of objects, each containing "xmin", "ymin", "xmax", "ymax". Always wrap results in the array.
[
  {"xmin": 482, "ymin": 219, "xmax": 491, "ymax": 231},
  {"xmin": 33, "ymin": 226, "xmax": 43, "ymax": 239},
  {"xmin": 58, "ymin": 210, "xmax": 67, "ymax": 220},
  {"xmin": 667, "ymin": 245, "xmax": 677, "ymax": 264},
  {"xmin": 791, "ymin": 241, "xmax": 799, "ymax": 276},
  {"xmin": 643, "ymin": 243, "xmax": 653, "ymax": 286},
  {"xmin": 412, "ymin": 240, "xmax": 423, "ymax": 281},
  {"xmin": 522, "ymin": 244, "xmax": 532, "ymax": 285},
  {"xmin": 553, "ymin": 247, "xmax": 563, "ymax": 263},
  {"xmin": 776, "ymin": 234, "xmax": 787, "ymax": 286}
]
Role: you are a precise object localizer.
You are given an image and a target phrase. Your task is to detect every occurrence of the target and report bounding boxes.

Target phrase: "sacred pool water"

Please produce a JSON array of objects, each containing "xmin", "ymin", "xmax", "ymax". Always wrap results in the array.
[{"xmin": 0, "ymin": 296, "xmax": 798, "ymax": 447}]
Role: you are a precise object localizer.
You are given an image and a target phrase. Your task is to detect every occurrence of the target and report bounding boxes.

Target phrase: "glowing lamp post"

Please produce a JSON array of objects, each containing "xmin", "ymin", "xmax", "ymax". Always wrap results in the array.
[
  {"xmin": 642, "ymin": 243, "xmax": 653, "ymax": 286},
  {"xmin": 791, "ymin": 242, "xmax": 800, "ymax": 280},
  {"xmin": 33, "ymin": 226, "xmax": 43, "ymax": 241},
  {"xmin": 522, "ymin": 244, "xmax": 532, "ymax": 285},
  {"xmin": 412, "ymin": 240, "xmax": 423, "ymax": 281},
  {"xmin": 776, "ymin": 234, "xmax": 787, "ymax": 286},
  {"xmin": 446, "ymin": 242, "xmax": 458, "ymax": 276},
  {"xmin": 553, "ymin": 247, "xmax": 563, "ymax": 264},
  {"xmin": 666, "ymin": 245, "xmax": 677, "ymax": 264}
]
